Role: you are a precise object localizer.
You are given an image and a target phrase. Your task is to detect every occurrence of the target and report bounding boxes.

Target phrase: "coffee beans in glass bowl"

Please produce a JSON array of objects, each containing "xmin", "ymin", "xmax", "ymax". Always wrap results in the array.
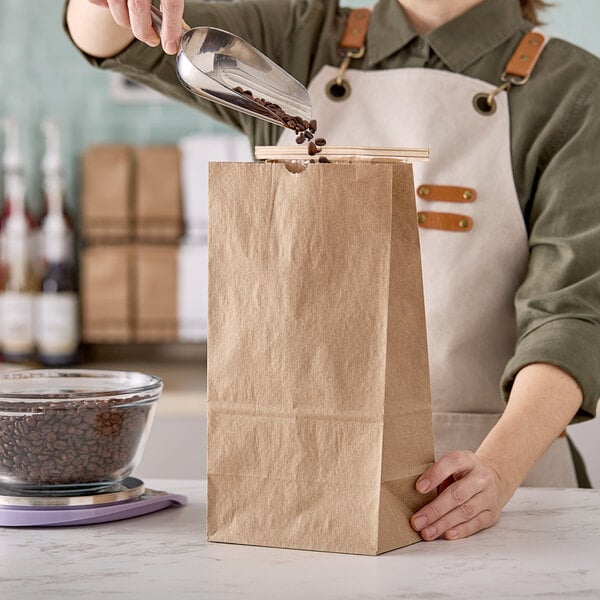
[{"xmin": 0, "ymin": 369, "xmax": 162, "ymax": 496}]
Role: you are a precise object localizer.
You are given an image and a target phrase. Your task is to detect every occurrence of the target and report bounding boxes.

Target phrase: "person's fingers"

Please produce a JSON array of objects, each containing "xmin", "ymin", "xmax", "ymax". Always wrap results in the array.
[
  {"xmin": 411, "ymin": 474, "xmax": 481, "ymax": 535},
  {"xmin": 159, "ymin": 0, "xmax": 185, "ymax": 54},
  {"xmin": 415, "ymin": 451, "xmax": 476, "ymax": 493},
  {"xmin": 106, "ymin": 0, "xmax": 131, "ymax": 28},
  {"xmin": 437, "ymin": 474, "xmax": 455, "ymax": 495},
  {"xmin": 88, "ymin": 0, "xmax": 110, "ymax": 7},
  {"xmin": 443, "ymin": 509, "xmax": 499, "ymax": 540},
  {"xmin": 128, "ymin": 0, "xmax": 160, "ymax": 46},
  {"xmin": 417, "ymin": 491, "xmax": 492, "ymax": 541}
]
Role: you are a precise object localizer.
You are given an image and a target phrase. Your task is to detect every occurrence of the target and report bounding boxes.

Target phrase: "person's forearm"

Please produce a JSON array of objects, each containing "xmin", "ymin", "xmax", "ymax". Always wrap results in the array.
[
  {"xmin": 476, "ymin": 363, "xmax": 583, "ymax": 504},
  {"xmin": 66, "ymin": 0, "xmax": 135, "ymax": 58}
]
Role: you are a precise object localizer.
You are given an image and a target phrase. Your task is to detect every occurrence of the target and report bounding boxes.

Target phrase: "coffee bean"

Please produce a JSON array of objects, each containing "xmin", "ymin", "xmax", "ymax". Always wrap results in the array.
[
  {"xmin": 315, "ymin": 138, "xmax": 326, "ymax": 146},
  {"xmin": 231, "ymin": 87, "xmax": 327, "ymax": 157}
]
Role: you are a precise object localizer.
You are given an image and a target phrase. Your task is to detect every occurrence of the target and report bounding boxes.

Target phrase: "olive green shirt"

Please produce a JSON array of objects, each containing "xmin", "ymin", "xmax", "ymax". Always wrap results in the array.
[{"xmin": 65, "ymin": 0, "xmax": 600, "ymax": 421}]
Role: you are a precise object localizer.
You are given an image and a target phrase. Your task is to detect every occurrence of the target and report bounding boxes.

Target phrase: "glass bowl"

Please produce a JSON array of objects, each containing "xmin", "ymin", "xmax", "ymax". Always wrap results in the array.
[{"xmin": 0, "ymin": 369, "xmax": 162, "ymax": 496}]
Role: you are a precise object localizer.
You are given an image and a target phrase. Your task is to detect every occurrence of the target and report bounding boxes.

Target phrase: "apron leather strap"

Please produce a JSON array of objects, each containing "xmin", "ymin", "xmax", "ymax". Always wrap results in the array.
[
  {"xmin": 417, "ymin": 211, "xmax": 473, "ymax": 232},
  {"xmin": 340, "ymin": 8, "xmax": 371, "ymax": 54},
  {"xmin": 327, "ymin": 9, "xmax": 372, "ymax": 100},
  {"xmin": 417, "ymin": 184, "xmax": 477, "ymax": 203},
  {"xmin": 482, "ymin": 30, "xmax": 548, "ymax": 110},
  {"xmin": 502, "ymin": 31, "xmax": 546, "ymax": 84}
]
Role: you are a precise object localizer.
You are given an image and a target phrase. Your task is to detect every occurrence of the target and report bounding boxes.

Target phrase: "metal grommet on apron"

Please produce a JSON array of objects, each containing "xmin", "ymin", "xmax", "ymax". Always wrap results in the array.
[
  {"xmin": 472, "ymin": 81, "xmax": 510, "ymax": 115},
  {"xmin": 472, "ymin": 92, "xmax": 498, "ymax": 115},
  {"xmin": 325, "ymin": 9, "xmax": 371, "ymax": 102},
  {"xmin": 326, "ymin": 76, "xmax": 352, "ymax": 101}
]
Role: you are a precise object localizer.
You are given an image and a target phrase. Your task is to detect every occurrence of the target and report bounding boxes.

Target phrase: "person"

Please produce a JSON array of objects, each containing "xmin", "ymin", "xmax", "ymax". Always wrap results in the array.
[{"xmin": 65, "ymin": 0, "xmax": 600, "ymax": 542}]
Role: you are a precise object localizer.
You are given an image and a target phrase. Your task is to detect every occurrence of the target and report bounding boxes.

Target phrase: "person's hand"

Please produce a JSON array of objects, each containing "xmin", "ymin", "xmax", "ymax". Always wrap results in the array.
[
  {"xmin": 87, "ymin": 0, "xmax": 185, "ymax": 54},
  {"xmin": 410, "ymin": 450, "xmax": 506, "ymax": 541}
]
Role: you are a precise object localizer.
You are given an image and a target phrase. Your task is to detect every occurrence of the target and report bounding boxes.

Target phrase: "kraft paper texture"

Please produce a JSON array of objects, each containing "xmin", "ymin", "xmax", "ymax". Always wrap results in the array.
[
  {"xmin": 81, "ymin": 145, "xmax": 133, "ymax": 242},
  {"xmin": 81, "ymin": 245, "xmax": 132, "ymax": 343},
  {"xmin": 134, "ymin": 146, "xmax": 183, "ymax": 242},
  {"xmin": 207, "ymin": 160, "xmax": 435, "ymax": 555},
  {"xmin": 134, "ymin": 244, "xmax": 179, "ymax": 342}
]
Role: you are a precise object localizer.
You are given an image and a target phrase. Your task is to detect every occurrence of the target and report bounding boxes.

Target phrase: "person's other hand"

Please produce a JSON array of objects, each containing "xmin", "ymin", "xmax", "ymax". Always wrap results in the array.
[
  {"xmin": 87, "ymin": 0, "xmax": 185, "ymax": 54},
  {"xmin": 410, "ymin": 450, "xmax": 505, "ymax": 541}
]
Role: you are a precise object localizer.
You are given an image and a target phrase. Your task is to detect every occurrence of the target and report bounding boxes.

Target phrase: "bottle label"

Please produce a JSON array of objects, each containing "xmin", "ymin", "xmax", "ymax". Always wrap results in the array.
[
  {"xmin": 1, "ymin": 292, "xmax": 35, "ymax": 356},
  {"xmin": 36, "ymin": 293, "xmax": 79, "ymax": 356}
]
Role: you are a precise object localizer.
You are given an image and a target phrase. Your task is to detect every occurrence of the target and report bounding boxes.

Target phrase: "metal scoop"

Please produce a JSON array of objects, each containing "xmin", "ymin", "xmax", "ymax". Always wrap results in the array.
[{"xmin": 150, "ymin": 6, "xmax": 312, "ymax": 127}]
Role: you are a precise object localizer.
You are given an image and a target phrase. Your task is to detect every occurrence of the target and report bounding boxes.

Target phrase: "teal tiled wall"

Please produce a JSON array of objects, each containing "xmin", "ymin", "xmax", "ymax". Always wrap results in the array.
[{"xmin": 1, "ymin": 0, "xmax": 598, "ymax": 216}]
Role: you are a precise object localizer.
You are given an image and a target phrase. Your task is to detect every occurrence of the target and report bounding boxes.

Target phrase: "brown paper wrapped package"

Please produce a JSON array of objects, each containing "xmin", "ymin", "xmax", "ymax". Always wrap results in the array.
[
  {"xmin": 207, "ymin": 159, "xmax": 435, "ymax": 555},
  {"xmin": 134, "ymin": 244, "xmax": 179, "ymax": 342},
  {"xmin": 81, "ymin": 245, "xmax": 132, "ymax": 343},
  {"xmin": 81, "ymin": 145, "xmax": 133, "ymax": 242},
  {"xmin": 134, "ymin": 146, "xmax": 183, "ymax": 242}
]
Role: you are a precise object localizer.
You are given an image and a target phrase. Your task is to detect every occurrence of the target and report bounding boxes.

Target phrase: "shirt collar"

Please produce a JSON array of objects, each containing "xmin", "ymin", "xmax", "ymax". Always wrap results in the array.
[{"xmin": 366, "ymin": 0, "xmax": 527, "ymax": 71}]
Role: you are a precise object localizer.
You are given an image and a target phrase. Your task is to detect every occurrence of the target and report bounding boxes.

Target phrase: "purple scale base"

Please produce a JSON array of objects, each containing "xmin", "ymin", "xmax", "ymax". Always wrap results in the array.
[{"xmin": 0, "ymin": 490, "xmax": 188, "ymax": 527}]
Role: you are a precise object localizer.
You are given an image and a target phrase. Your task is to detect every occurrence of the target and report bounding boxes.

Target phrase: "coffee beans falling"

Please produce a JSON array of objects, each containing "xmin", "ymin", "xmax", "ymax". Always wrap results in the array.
[
  {"xmin": 0, "ymin": 397, "xmax": 153, "ymax": 489},
  {"xmin": 233, "ymin": 87, "xmax": 327, "ymax": 155}
]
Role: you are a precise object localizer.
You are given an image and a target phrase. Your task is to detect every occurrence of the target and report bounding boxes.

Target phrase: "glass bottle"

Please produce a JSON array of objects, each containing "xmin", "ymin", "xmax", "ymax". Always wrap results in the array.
[
  {"xmin": 36, "ymin": 174, "xmax": 79, "ymax": 365},
  {"xmin": 38, "ymin": 118, "xmax": 74, "ymax": 229},
  {"xmin": 1, "ymin": 119, "xmax": 36, "ymax": 229},
  {"xmin": 0, "ymin": 174, "xmax": 37, "ymax": 362}
]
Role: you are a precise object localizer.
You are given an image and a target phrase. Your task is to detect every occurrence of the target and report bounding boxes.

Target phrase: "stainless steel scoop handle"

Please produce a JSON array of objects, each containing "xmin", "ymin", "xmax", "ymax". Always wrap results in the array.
[
  {"xmin": 149, "ymin": 6, "xmax": 312, "ymax": 127},
  {"xmin": 149, "ymin": 4, "xmax": 174, "ymax": 34}
]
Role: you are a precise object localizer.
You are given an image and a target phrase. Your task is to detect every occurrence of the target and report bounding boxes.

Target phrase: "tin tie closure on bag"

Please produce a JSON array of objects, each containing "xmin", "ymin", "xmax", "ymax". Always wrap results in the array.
[
  {"xmin": 255, "ymin": 146, "xmax": 430, "ymax": 166},
  {"xmin": 326, "ymin": 9, "xmax": 372, "ymax": 101},
  {"xmin": 474, "ymin": 31, "xmax": 547, "ymax": 115}
]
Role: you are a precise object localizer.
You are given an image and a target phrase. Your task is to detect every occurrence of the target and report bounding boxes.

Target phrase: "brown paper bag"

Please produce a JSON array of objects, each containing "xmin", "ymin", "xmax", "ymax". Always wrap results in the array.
[
  {"xmin": 207, "ymin": 157, "xmax": 435, "ymax": 555},
  {"xmin": 134, "ymin": 244, "xmax": 179, "ymax": 342},
  {"xmin": 134, "ymin": 146, "xmax": 183, "ymax": 242},
  {"xmin": 81, "ymin": 145, "xmax": 133, "ymax": 242},
  {"xmin": 80, "ymin": 245, "xmax": 132, "ymax": 343}
]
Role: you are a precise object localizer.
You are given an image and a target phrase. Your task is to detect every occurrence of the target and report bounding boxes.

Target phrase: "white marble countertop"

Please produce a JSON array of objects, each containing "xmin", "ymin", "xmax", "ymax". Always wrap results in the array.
[{"xmin": 1, "ymin": 480, "xmax": 599, "ymax": 599}]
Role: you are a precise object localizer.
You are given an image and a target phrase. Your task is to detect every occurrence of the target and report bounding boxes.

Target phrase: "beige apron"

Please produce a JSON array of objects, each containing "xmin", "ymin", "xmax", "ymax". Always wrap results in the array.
[{"xmin": 278, "ymin": 60, "xmax": 577, "ymax": 487}]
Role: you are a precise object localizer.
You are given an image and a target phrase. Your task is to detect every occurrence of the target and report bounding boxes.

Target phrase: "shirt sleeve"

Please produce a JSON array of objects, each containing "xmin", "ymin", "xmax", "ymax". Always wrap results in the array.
[
  {"xmin": 502, "ymin": 45, "xmax": 600, "ymax": 423},
  {"xmin": 63, "ymin": 0, "xmax": 339, "ymax": 146}
]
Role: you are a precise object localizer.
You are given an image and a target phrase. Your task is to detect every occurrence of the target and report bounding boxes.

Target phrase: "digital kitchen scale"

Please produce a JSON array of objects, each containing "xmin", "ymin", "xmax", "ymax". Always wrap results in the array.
[{"xmin": 0, "ymin": 478, "xmax": 188, "ymax": 527}]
